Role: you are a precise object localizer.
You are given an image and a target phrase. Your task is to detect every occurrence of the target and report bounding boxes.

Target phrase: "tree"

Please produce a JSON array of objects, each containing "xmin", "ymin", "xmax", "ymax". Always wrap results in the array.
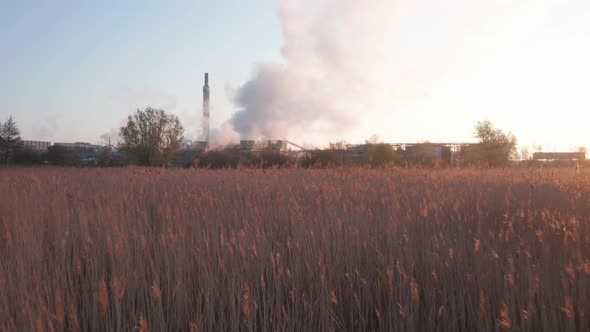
[
  {"xmin": 97, "ymin": 146, "xmax": 114, "ymax": 167},
  {"xmin": 303, "ymin": 149, "xmax": 345, "ymax": 168},
  {"xmin": 470, "ymin": 121, "xmax": 518, "ymax": 166},
  {"xmin": 96, "ymin": 146, "xmax": 125, "ymax": 167},
  {"xmin": 329, "ymin": 140, "xmax": 348, "ymax": 150},
  {"xmin": 327, "ymin": 140, "xmax": 349, "ymax": 166},
  {"xmin": 197, "ymin": 150, "xmax": 241, "ymax": 169},
  {"xmin": 250, "ymin": 151, "xmax": 293, "ymax": 168},
  {"xmin": 14, "ymin": 146, "xmax": 44, "ymax": 165},
  {"xmin": 520, "ymin": 147, "xmax": 531, "ymax": 161},
  {"xmin": 365, "ymin": 134, "xmax": 380, "ymax": 145},
  {"xmin": 119, "ymin": 107, "xmax": 184, "ymax": 166},
  {"xmin": 364, "ymin": 143, "xmax": 400, "ymax": 167},
  {"xmin": 0, "ymin": 115, "xmax": 22, "ymax": 163},
  {"xmin": 47, "ymin": 145, "xmax": 80, "ymax": 166},
  {"xmin": 408, "ymin": 143, "xmax": 452, "ymax": 166}
]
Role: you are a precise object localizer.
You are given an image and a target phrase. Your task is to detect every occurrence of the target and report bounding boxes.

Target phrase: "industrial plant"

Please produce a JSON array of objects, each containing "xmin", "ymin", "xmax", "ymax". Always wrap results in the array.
[
  {"xmin": 166, "ymin": 73, "xmax": 589, "ymax": 168},
  {"xmin": 11, "ymin": 73, "xmax": 586, "ymax": 168},
  {"xmin": 194, "ymin": 74, "xmax": 446, "ymax": 155}
]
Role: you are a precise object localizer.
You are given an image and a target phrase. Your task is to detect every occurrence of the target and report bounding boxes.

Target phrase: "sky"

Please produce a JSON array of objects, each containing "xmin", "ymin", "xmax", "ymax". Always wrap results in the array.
[{"xmin": 1, "ymin": 0, "xmax": 588, "ymax": 151}]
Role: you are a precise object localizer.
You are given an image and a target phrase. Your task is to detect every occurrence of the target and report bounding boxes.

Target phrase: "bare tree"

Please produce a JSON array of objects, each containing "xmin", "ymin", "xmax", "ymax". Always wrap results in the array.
[
  {"xmin": 119, "ymin": 107, "xmax": 184, "ymax": 166},
  {"xmin": 468, "ymin": 121, "xmax": 518, "ymax": 166},
  {"xmin": 365, "ymin": 134, "xmax": 381, "ymax": 145},
  {"xmin": 329, "ymin": 140, "xmax": 348, "ymax": 150},
  {"xmin": 520, "ymin": 147, "xmax": 531, "ymax": 161}
]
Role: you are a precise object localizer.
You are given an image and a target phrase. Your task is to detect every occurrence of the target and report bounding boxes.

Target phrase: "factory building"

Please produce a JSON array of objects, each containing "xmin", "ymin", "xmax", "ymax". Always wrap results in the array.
[
  {"xmin": 23, "ymin": 140, "xmax": 51, "ymax": 152},
  {"xmin": 268, "ymin": 140, "xmax": 288, "ymax": 151},
  {"xmin": 402, "ymin": 143, "xmax": 454, "ymax": 164},
  {"xmin": 533, "ymin": 152, "xmax": 586, "ymax": 161},
  {"xmin": 344, "ymin": 142, "xmax": 466, "ymax": 165},
  {"xmin": 53, "ymin": 142, "xmax": 101, "ymax": 151},
  {"xmin": 53, "ymin": 142, "xmax": 102, "ymax": 161}
]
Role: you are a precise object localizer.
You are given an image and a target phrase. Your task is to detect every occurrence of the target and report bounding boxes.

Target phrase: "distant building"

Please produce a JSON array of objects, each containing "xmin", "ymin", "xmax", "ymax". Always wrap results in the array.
[
  {"xmin": 344, "ymin": 142, "xmax": 463, "ymax": 165},
  {"xmin": 533, "ymin": 152, "xmax": 586, "ymax": 161},
  {"xmin": 53, "ymin": 142, "xmax": 101, "ymax": 150},
  {"xmin": 53, "ymin": 142, "xmax": 102, "ymax": 162},
  {"xmin": 268, "ymin": 140, "xmax": 287, "ymax": 151},
  {"xmin": 403, "ymin": 143, "xmax": 453, "ymax": 164},
  {"xmin": 23, "ymin": 140, "xmax": 51, "ymax": 152}
]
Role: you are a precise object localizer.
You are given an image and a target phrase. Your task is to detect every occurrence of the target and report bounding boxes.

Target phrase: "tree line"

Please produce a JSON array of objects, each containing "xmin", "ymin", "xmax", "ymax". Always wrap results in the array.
[
  {"xmin": 2, "ymin": 108, "xmax": 575, "ymax": 168},
  {"xmin": 287, "ymin": 121, "xmax": 518, "ymax": 168},
  {"xmin": 0, "ymin": 108, "xmax": 183, "ymax": 167}
]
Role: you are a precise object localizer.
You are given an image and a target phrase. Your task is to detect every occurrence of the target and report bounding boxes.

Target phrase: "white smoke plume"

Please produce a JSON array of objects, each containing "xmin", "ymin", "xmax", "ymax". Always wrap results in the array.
[
  {"xmin": 210, "ymin": 122, "xmax": 240, "ymax": 146},
  {"xmin": 229, "ymin": 0, "xmax": 408, "ymax": 141}
]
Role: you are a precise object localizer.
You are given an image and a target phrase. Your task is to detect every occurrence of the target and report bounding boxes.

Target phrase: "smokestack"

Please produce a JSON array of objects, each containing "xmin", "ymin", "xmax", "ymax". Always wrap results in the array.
[{"xmin": 203, "ymin": 73, "xmax": 210, "ymax": 145}]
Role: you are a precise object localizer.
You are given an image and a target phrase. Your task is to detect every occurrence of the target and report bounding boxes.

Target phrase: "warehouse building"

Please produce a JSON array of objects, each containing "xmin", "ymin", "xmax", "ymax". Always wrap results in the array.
[{"xmin": 23, "ymin": 140, "xmax": 51, "ymax": 152}]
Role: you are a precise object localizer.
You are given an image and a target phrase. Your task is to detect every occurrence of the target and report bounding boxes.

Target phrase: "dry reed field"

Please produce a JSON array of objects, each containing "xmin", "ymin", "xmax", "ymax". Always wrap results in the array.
[{"xmin": 1, "ymin": 167, "xmax": 590, "ymax": 331}]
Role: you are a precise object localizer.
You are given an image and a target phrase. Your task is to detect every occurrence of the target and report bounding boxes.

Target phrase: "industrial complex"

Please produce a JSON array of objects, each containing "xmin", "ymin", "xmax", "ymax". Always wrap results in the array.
[{"xmin": 18, "ymin": 73, "xmax": 586, "ymax": 167}]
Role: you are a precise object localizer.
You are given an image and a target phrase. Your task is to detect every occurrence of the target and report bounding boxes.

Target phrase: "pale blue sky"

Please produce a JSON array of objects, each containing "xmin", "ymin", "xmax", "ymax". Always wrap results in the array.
[
  {"xmin": 1, "ymin": 0, "xmax": 589, "ymax": 150},
  {"xmin": 1, "ymin": 0, "xmax": 281, "ymax": 143}
]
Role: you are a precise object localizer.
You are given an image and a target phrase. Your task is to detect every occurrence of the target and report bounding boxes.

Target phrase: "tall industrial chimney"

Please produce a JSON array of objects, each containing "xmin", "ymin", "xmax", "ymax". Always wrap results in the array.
[{"xmin": 202, "ymin": 73, "xmax": 210, "ymax": 145}]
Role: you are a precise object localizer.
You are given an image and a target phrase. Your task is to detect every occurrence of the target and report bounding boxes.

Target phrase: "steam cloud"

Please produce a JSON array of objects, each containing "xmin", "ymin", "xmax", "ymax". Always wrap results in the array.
[{"xmin": 229, "ymin": 0, "xmax": 406, "ymax": 141}]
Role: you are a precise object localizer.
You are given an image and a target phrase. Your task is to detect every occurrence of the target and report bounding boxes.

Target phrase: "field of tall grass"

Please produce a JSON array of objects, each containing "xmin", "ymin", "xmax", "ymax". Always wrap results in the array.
[{"xmin": 1, "ymin": 167, "xmax": 589, "ymax": 331}]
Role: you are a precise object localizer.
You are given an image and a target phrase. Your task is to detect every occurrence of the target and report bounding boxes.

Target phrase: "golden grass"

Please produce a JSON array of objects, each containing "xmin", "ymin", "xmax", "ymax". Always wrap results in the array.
[{"xmin": 1, "ymin": 166, "xmax": 589, "ymax": 331}]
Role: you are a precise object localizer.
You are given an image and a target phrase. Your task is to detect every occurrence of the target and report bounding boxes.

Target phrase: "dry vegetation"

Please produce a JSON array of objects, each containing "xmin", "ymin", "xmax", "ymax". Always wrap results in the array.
[{"xmin": 1, "ymin": 167, "xmax": 590, "ymax": 331}]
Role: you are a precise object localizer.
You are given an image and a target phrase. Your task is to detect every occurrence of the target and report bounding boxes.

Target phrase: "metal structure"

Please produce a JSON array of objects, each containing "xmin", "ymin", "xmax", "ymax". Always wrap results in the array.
[
  {"xmin": 340, "ymin": 142, "xmax": 477, "ymax": 165},
  {"xmin": 268, "ymin": 140, "xmax": 287, "ymax": 151},
  {"xmin": 346, "ymin": 142, "xmax": 474, "ymax": 153},
  {"xmin": 235, "ymin": 139, "xmax": 304, "ymax": 152},
  {"xmin": 284, "ymin": 140, "xmax": 306, "ymax": 150},
  {"xmin": 202, "ymin": 73, "xmax": 210, "ymax": 146}
]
